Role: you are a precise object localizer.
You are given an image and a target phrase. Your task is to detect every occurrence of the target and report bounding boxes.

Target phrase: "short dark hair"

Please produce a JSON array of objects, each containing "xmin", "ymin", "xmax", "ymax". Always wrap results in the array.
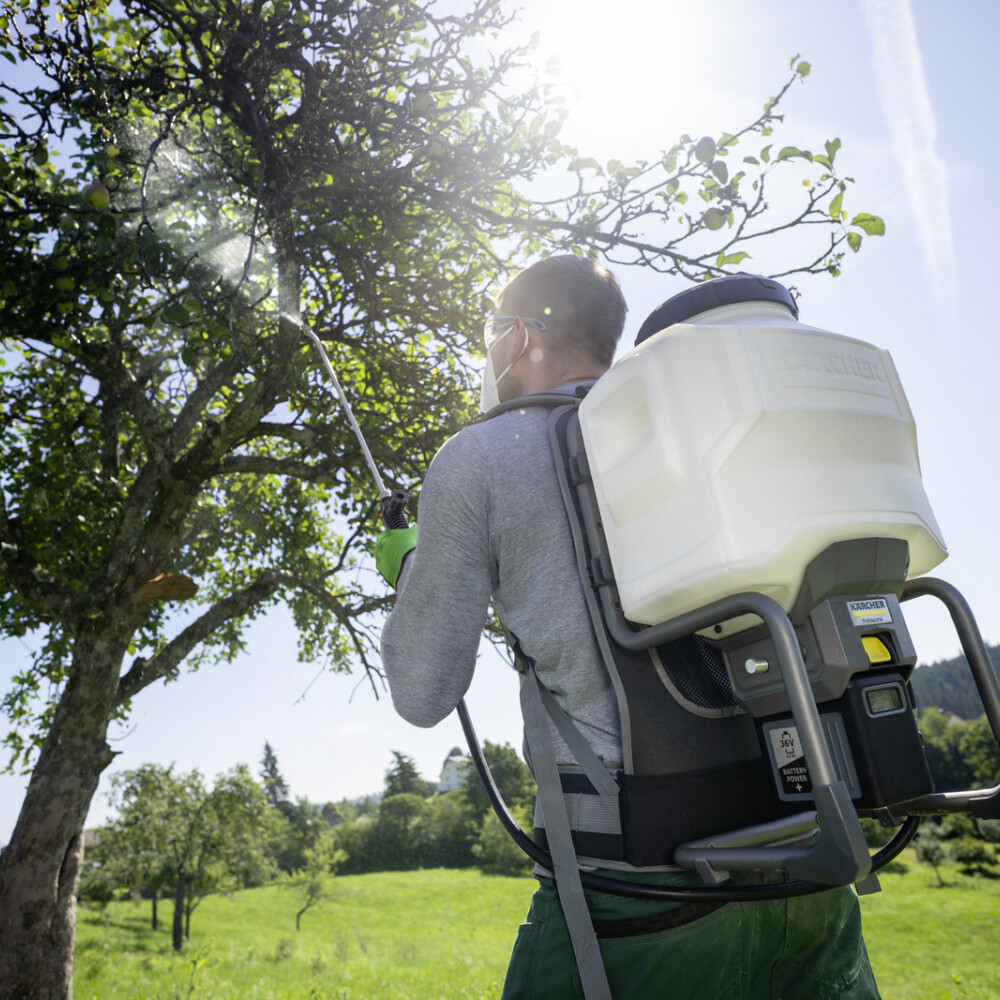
[{"xmin": 496, "ymin": 254, "xmax": 626, "ymax": 367}]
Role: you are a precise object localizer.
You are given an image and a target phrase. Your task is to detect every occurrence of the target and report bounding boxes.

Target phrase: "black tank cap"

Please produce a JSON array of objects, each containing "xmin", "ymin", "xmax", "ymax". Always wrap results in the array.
[{"xmin": 634, "ymin": 273, "xmax": 798, "ymax": 346}]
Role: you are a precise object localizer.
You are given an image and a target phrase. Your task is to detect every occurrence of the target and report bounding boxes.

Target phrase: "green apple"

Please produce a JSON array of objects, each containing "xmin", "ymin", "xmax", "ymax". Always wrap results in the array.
[
  {"xmin": 82, "ymin": 182, "xmax": 110, "ymax": 210},
  {"xmin": 694, "ymin": 136, "xmax": 716, "ymax": 164},
  {"xmin": 702, "ymin": 207, "xmax": 726, "ymax": 231}
]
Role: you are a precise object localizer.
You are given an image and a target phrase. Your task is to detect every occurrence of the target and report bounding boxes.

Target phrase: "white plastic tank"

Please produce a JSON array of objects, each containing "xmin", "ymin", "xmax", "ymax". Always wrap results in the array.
[{"xmin": 578, "ymin": 275, "xmax": 947, "ymax": 631}]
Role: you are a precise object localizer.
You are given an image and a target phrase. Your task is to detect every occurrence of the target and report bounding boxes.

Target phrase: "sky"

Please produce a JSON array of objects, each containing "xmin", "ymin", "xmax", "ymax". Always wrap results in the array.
[{"xmin": 3, "ymin": 0, "xmax": 1000, "ymax": 845}]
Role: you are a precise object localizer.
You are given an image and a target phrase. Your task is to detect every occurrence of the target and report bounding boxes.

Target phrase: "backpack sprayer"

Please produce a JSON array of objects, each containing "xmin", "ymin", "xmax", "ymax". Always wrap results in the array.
[
  {"xmin": 525, "ymin": 275, "xmax": 1000, "ymax": 900},
  {"xmin": 303, "ymin": 281, "xmax": 1000, "ymax": 907}
]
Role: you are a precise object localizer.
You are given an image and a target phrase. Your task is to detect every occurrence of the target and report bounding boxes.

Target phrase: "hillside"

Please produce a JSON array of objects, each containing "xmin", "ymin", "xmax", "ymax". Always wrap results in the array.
[{"xmin": 910, "ymin": 643, "xmax": 1000, "ymax": 719}]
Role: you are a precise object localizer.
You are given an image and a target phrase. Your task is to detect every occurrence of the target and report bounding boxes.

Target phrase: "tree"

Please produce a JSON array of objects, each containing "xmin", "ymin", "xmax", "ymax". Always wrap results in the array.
[
  {"xmin": 458, "ymin": 741, "xmax": 534, "ymax": 818},
  {"xmin": 472, "ymin": 804, "xmax": 533, "ymax": 876},
  {"xmin": 384, "ymin": 750, "xmax": 435, "ymax": 799},
  {"xmin": 95, "ymin": 764, "xmax": 273, "ymax": 952},
  {"xmin": 0, "ymin": 0, "xmax": 881, "ymax": 992},
  {"xmin": 918, "ymin": 708, "xmax": 1000, "ymax": 793},
  {"xmin": 259, "ymin": 741, "xmax": 290, "ymax": 810},
  {"xmin": 369, "ymin": 793, "xmax": 433, "ymax": 870},
  {"xmin": 96, "ymin": 765, "xmax": 182, "ymax": 930},
  {"xmin": 913, "ymin": 825, "xmax": 949, "ymax": 887},
  {"xmin": 269, "ymin": 796, "xmax": 329, "ymax": 873},
  {"xmin": 283, "ymin": 830, "xmax": 346, "ymax": 931}
]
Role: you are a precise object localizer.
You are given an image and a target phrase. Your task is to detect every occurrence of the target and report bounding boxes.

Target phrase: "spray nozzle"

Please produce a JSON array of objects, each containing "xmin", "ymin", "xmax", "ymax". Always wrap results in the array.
[{"xmin": 380, "ymin": 490, "xmax": 410, "ymax": 530}]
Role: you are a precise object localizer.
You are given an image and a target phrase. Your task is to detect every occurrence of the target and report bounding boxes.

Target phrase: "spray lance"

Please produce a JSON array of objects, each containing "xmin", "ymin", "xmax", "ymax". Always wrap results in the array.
[{"xmin": 298, "ymin": 325, "xmax": 409, "ymax": 530}]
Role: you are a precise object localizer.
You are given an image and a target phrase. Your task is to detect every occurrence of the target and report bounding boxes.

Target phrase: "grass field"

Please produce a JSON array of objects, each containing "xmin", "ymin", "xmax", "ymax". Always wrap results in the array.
[{"xmin": 73, "ymin": 857, "xmax": 1000, "ymax": 999}]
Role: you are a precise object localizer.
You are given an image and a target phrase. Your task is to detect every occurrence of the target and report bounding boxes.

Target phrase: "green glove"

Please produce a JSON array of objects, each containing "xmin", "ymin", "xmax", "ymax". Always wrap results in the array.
[{"xmin": 373, "ymin": 524, "xmax": 418, "ymax": 588}]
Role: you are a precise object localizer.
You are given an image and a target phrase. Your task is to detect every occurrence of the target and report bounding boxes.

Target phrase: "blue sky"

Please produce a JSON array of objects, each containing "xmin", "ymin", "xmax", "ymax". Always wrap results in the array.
[{"xmin": 3, "ymin": 0, "xmax": 1000, "ymax": 844}]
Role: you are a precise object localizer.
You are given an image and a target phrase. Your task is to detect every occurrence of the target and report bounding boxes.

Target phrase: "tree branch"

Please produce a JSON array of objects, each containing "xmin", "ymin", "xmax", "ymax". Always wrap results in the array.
[
  {"xmin": 114, "ymin": 569, "xmax": 386, "ymax": 706},
  {"xmin": 114, "ymin": 573, "xmax": 285, "ymax": 705},
  {"xmin": 216, "ymin": 455, "xmax": 335, "ymax": 480}
]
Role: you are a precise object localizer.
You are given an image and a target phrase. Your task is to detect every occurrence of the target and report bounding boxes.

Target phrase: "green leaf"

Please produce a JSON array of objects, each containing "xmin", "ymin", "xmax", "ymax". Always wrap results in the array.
[
  {"xmin": 829, "ymin": 187, "xmax": 844, "ymax": 220},
  {"xmin": 825, "ymin": 138, "xmax": 841, "ymax": 162},
  {"xmin": 711, "ymin": 161, "xmax": 729, "ymax": 183},
  {"xmin": 776, "ymin": 146, "xmax": 809, "ymax": 163},
  {"xmin": 850, "ymin": 213, "xmax": 885, "ymax": 236},
  {"xmin": 760, "ymin": 145, "xmax": 772, "ymax": 163},
  {"xmin": 796, "ymin": 61, "xmax": 811, "ymax": 77},
  {"xmin": 163, "ymin": 302, "xmax": 190, "ymax": 325},
  {"xmin": 717, "ymin": 251, "xmax": 752, "ymax": 266},
  {"xmin": 743, "ymin": 155, "xmax": 760, "ymax": 165},
  {"xmin": 847, "ymin": 232, "xmax": 862, "ymax": 253}
]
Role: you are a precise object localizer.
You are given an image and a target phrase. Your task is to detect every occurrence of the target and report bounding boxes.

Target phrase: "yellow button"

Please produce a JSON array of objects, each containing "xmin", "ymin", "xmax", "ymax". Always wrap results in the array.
[{"xmin": 861, "ymin": 635, "xmax": 892, "ymax": 664}]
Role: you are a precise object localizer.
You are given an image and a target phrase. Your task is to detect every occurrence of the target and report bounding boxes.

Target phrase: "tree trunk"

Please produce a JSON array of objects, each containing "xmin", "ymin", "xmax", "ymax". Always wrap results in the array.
[
  {"xmin": 151, "ymin": 887, "xmax": 158, "ymax": 931},
  {"xmin": 172, "ymin": 871, "xmax": 185, "ymax": 952},
  {"xmin": 0, "ymin": 632, "xmax": 123, "ymax": 999}
]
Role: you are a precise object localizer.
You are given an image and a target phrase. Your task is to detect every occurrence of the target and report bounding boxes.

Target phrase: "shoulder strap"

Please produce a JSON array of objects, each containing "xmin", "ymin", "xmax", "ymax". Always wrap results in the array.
[
  {"xmin": 520, "ymin": 662, "xmax": 613, "ymax": 1000},
  {"xmin": 478, "ymin": 384, "xmax": 591, "ymax": 423}
]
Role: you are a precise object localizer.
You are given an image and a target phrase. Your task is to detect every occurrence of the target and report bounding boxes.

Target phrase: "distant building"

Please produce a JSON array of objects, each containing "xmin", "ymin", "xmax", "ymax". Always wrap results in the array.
[{"xmin": 437, "ymin": 752, "xmax": 470, "ymax": 793}]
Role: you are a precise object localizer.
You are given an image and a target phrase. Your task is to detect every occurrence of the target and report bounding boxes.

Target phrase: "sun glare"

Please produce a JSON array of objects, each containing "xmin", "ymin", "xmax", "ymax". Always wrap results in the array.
[{"xmin": 523, "ymin": 1, "xmax": 755, "ymax": 161}]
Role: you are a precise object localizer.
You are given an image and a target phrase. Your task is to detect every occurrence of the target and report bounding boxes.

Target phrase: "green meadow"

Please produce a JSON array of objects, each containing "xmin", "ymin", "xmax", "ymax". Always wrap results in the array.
[{"xmin": 74, "ymin": 858, "xmax": 1000, "ymax": 999}]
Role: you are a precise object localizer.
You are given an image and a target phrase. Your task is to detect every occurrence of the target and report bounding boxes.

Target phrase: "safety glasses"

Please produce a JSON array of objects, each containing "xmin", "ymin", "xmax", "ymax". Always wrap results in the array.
[{"xmin": 483, "ymin": 314, "xmax": 547, "ymax": 349}]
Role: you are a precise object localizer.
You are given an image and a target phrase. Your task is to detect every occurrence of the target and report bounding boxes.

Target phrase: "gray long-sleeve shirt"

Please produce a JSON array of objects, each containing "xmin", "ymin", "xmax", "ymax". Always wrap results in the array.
[{"xmin": 379, "ymin": 398, "xmax": 622, "ymax": 769}]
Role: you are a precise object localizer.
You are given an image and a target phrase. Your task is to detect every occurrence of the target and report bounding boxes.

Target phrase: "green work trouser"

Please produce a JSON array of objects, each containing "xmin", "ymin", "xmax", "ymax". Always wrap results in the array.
[{"xmin": 500, "ymin": 872, "xmax": 881, "ymax": 1000}]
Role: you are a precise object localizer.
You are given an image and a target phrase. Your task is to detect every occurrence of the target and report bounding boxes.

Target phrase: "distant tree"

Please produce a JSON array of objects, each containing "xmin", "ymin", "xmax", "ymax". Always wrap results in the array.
[
  {"xmin": 259, "ymin": 742, "xmax": 290, "ymax": 810},
  {"xmin": 331, "ymin": 814, "xmax": 374, "ymax": 875},
  {"xmin": 423, "ymin": 793, "xmax": 476, "ymax": 869},
  {"xmin": 283, "ymin": 830, "xmax": 346, "ymax": 931},
  {"xmin": 919, "ymin": 708, "xmax": 975, "ymax": 792},
  {"xmin": 911, "ymin": 645, "xmax": 1000, "ymax": 720},
  {"xmin": 472, "ymin": 805, "xmax": 533, "ymax": 877},
  {"xmin": 181, "ymin": 765, "xmax": 274, "ymax": 939},
  {"xmin": 913, "ymin": 825, "xmax": 949, "ymax": 887},
  {"xmin": 370, "ymin": 793, "xmax": 433, "ymax": 870},
  {"xmin": 384, "ymin": 751, "xmax": 434, "ymax": 799},
  {"xmin": 99, "ymin": 764, "xmax": 273, "ymax": 951},
  {"xmin": 951, "ymin": 837, "xmax": 997, "ymax": 878},
  {"xmin": 100, "ymin": 766, "xmax": 198, "ymax": 934},
  {"xmin": 919, "ymin": 708, "xmax": 1000, "ymax": 794},
  {"xmin": 957, "ymin": 717, "xmax": 1000, "ymax": 790},
  {"xmin": 269, "ymin": 796, "xmax": 328, "ymax": 874},
  {"xmin": 458, "ymin": 741, "xmax": 534, "ymax": 818}
]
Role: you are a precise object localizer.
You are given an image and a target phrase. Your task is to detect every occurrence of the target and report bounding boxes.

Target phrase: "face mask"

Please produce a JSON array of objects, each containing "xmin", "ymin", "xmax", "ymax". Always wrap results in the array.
[{"xmin": 479, "ymin": 315, "xmax": 547, "ymax": 413}]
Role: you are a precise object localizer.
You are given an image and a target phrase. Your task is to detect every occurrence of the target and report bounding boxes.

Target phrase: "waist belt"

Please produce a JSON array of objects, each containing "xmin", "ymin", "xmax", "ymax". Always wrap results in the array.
[
  {"xmin": 534, "ymin": 757, "xmax": 790, "ymax": 869},
  {"xmin": 534, "ymin": 770, "xmax": 625, "ymax": 863}
]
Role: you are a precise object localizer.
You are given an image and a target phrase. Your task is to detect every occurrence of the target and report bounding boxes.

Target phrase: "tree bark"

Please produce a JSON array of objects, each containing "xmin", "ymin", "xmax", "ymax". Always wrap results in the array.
[
  {"xmin": 172, "ymin": 870, "xmax": 185, "ymax": 952},
  {"xmin": 151, "ymin": 887, "xmax": 158, "ymax": 931},
  {"xmin": 0, "ymin": 633, "xmax": 123, "ymax": 1000}
]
